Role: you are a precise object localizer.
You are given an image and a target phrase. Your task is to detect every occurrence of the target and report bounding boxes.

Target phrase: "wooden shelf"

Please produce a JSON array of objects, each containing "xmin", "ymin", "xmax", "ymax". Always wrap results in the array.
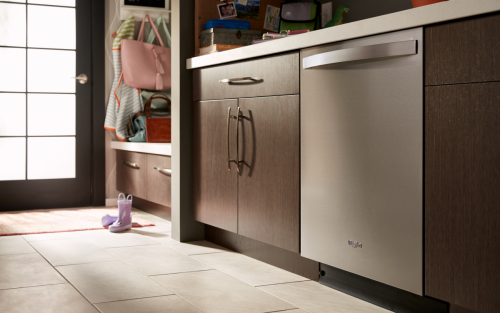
[
  {"xmin": 121, "ymin": 4, "xmax": 170, "ymax": 22},
  {"xmin": 111, "ymin": 141, "xmax": 171, "ymax": 156}
]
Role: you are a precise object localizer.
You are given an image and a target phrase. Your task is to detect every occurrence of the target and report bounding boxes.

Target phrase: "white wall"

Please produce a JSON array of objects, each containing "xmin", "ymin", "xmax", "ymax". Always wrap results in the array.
[{"xmin": 104, "ymin": 0, "xmax": 122, "ymax": 201}]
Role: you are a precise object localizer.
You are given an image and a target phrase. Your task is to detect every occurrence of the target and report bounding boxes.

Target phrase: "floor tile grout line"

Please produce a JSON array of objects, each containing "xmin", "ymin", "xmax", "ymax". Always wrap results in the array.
[
  {"xmin": 147, "ymin": 269, "xmax": 216, "ymax": 277},
  {"xmin": 9, "ymin": 216, "xmax": 227, "ymax": 312},
  {"xmin": 54, "ymin": 259, "xmax": 120, "ymax": 267},
  {"xmin": 101, "ymin": 244, "xmax": 215, "ymax": 277},
  {"xmin": 148, "ymin": 276, "xmax": 209, "ymax": 313},
  {"xmin": 254, "ymin": 280, "xmax": 312, "ymax": 288},
  {"xmin": 178, "ymin": 251, "xmax": 227, "ymax": 256},
  {"xmin": 188, "ymin": 255, "xmax": 309, "ymax": 290},
  {"xmin": 82, "ymin": 238, "xmax": 163, "ymax": 249},
  {"xmin": 21, "ymin": 235, "xmax": 85, "ymax": 242},
  {"xmin": 0, "ymin": 282, "xmax": 68, "ymax": 291},
  {"xmin": 14, "ymin": 227, "xmax": 310, "ymax": 313},
  {"xmin": 0, "ymin": 251, "xmax": 40, "ymax": 257},
  {"xmin": 6, "ymin": 210, "xmax": 173, "ymax": 312},
  {"xmin": 257, "ymin": 286, "xmax": 313, "ymax": 313},
  {"xmin": 93, "ymin": 294, "xmax": 177, "ymax": 305},
  {"xmin": 22, "ymin": 236, "xmax": 103, "ymax": 313},
  {"xmin": 265, "ymin": 309, "xmax": 304, "ymax": 313},
  {"xmin": 150, "ymin": 268, "xmax": 302, "ymax": 313},
  {"xmin": 24, "ymin": 236, "xmax": 120, "ymax": 267},
  {"xmin": 53, "ymin": 266, "xmax": 104, "ymax": 313},
  {"xmin": 51, "ymin": 253, "xmax": 172, "ymax": 312},
  {"xmin": 50, "ymin": 251, "xmax": 178, "ymax": 311}
]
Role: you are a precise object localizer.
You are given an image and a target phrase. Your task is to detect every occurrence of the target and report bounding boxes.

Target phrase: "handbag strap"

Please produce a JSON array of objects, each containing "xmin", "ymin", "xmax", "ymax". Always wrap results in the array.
[
  {"xmin": 137, "ymin": 15, "xmax": 165, "ymax": 47},
  {"xmin": 146, "ymin": 16, "xmax": 171, "ymax": 48},
  {"xmin": 137, "ymin": 93, "xmax": 171, "ymax": 118}
]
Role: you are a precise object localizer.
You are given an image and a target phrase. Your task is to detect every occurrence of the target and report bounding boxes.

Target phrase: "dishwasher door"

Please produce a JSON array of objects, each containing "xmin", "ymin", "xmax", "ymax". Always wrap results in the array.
[{"xmin": 301, "ymin": 28, "xmax": 423, "ymax": 295}]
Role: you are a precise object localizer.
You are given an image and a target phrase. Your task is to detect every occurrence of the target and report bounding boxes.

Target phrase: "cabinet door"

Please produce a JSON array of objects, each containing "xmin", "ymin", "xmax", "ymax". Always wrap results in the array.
[
  {"xmin": 425, "ymin": 83, "xmax": 500, "ymax": 313},
  {"xmin": 193, "ymin": 99, "xmax": 239, "ymax": 232},
  {"xmin": 238, "ymin": 95, "xmax": 300, "ymax": 252},
  {"xmin": 146, "ymin": 154, "xmax": 171, "ymax": 207}
]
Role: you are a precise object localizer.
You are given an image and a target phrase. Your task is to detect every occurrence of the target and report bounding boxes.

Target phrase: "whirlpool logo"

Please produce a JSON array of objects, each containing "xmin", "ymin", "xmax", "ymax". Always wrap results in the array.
[{"xmin": 348, "ymin": 240, "xmax": 362, "ymax": 248}]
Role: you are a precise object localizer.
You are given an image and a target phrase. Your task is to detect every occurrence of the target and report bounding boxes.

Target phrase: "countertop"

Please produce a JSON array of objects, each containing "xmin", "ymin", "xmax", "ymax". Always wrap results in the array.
[
  {"xmin": 110, "ymin": 141, "xmax": 172, "ymax": 156},
  {"xmin": 187, "ymin": 0, "xmax": 500, "ymax": 70}
]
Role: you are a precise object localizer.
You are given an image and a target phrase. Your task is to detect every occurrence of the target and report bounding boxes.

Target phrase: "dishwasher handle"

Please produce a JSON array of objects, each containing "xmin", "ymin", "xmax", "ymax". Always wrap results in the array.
[{"xmin": 302, "ymin": 40, "xmax": 417, "ymax": 69}]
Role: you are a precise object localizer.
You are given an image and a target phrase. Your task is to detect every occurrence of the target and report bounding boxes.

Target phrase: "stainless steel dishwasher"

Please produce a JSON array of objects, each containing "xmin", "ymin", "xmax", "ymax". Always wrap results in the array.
[{"xmin": 301, "ymin": 28, "xmax": 423, "ymax": 295}]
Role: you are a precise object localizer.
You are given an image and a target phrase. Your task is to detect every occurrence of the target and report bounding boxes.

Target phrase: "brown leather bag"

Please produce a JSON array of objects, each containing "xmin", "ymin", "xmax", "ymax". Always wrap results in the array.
[{"xmin": 135, "ymin": 93, "xmax": 171, "ymax": 143}]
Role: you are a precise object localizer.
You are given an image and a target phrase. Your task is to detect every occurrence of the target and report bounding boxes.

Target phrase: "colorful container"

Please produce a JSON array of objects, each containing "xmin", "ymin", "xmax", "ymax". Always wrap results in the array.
[
  {"xmin": 411, "ymin": 0, "xmax": 448, "ymax": 8},
  {"xmin": 201, "ymin": 28, "xmax": 262, "ymax": 48},
  {"xmin": 204, "ymin": 19, "xmax": 250, "ymax": 30}
]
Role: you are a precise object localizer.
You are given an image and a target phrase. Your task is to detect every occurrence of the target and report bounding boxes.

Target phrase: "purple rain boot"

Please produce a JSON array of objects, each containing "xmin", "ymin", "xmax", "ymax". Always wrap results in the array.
[
  {"xmin": 101, "ymin": 214, "xmax": 118, "ymax": 227},
  {"xmin": 109, "ymin": 194, "xmax": 133, "ymax": 233}
]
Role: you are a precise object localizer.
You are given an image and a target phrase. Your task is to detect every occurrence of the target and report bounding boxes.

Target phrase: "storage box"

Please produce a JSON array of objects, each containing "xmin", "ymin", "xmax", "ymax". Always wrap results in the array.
[
  {"xmin": 204, "ymin": 19, "xmax": 250, "ymax": 30},
  {"xmin": 201, "ymin": 28, "xmax": 262, "ymax": 48}
]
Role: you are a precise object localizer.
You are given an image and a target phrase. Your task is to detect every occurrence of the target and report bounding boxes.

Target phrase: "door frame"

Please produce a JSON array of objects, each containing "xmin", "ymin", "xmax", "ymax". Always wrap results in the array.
[
  {"xmin": 0, "ymin": 0, "xmax": 104, "ymax": 211},
  {"xmin": 91, "ymin": 0, "xmax": 105, "ymax": 206}
]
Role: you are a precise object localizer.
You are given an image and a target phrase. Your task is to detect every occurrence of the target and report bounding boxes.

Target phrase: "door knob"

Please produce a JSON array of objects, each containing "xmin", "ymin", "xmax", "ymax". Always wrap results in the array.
[{"xmin": 72, "ymin": 74, "xmax": 88, "ymax": 84}]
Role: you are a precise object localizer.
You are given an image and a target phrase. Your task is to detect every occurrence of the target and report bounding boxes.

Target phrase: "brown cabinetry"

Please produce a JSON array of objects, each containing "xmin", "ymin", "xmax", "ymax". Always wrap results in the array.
[
  {"xmin": 116, "ymin": 150, "xmax": 171, "ymax": 207},
  {"xmin": 193, "ymin": 52, "xmax": 299, "ymax": 101},
  {"xmin": 116, "ymin": 150, "xmax": 148, "ymax": 199},
  {"xmin": 425, "ymin": 14, "xmax": 500, "ymax": 86},
  {"xmin": 238, "ymin": 96, "xmax": 300, "ymax": 252},
  {"xmin": 193, "ymin": 96, "xmax": 300, "ymax": 252},
  {"xmin": 193, "ymin": 99, "xmax": 239, "ymax": 233},
  {"xmin": 193, "ymin": 53, "xmax": 300, "ymax": 252},
  {"xmin": 146, "ymin": 154, "xmax": 172, "ymax": 208},
  {"xmin": 425, "ymin": 82, "xmax": 500, "ymax": 313},
  {"xmin": 425, "ymin": 14, "xmax": 500, "ymax": 313}
]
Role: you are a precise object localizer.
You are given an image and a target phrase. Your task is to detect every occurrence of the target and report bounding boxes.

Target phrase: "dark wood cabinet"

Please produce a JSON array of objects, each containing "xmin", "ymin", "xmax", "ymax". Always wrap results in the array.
[
  {"xmin": 116, "ymin": 151, "xmax": 171, "ymax": 208},
  {"xmin": 116, "ymin": 150, "xmax": 148, "ymax": 199},
  {"xmin": 424, "ymin": 82, "xmax": 500, "ymax": 313},
  {"xmin": 146, "ymin": 154, "xmax": 172, "ymax": 207},
  {"xmin": 193, "ymin": 99, "xmax": 239, "ymax": 233},
  {"xmin": 425, "ymin": 13, "xmax": 500, "ymax": 86},
  {"xmin": 192, "ymin": 96, "xmax": 300, "ymax": 252},
  {"xmin": 424, "ymin": 14, "xmax": 500, "ymax": 313},
  {"xmin": 238, "ymin": 96, "xmax": 300, "ymax": 253},
  {"xmin": 193, "ymin": 52, "xmax": 299, "ymax": 101},
  {"xmin": 192, "ymin": 52, "xmax": 301, "ymax": 252}
]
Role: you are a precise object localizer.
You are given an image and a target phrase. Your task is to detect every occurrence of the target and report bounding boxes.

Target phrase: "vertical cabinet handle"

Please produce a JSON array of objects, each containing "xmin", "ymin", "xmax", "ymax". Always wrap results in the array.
[
  {"xmin": 227, "ymin": 107, "xmax": 238, "ymax": 171},
  {"xmin": 235, "ymin": 108, "xmax": 248, "ymax": 172},
  {"xmin": 227, "ymin": 107, "xmax": 246, "ymax": 173}
]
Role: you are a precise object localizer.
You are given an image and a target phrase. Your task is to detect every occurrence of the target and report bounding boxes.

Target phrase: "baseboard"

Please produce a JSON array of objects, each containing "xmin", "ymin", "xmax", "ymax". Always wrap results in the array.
[
  {"xmin": 320, "ymin": 263, "xmax": 449, "ymax": 313},
  {"xmin": 105, "ymin": 198, "xmax": 118, "ymax": 207},
  {"xmin": 205, "ymin": 225, "xmax": 319, "ymax": 281},
  {"xmin": 132, "ymin": 196, "xmax": 171, "ymax": 221}
]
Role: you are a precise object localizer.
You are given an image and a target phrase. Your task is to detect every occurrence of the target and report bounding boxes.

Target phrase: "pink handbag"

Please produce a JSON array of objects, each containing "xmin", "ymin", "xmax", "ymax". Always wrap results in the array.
[{"xmin": 121, "ymin": 15, "xmax": 171, "ymax": 91}]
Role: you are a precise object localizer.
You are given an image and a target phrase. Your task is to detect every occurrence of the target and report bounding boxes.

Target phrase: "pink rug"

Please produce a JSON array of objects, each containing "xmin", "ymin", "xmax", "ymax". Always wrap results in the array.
[{"xmin": 0, "ymin": 208, "xmax": 155, "ymax": 236}]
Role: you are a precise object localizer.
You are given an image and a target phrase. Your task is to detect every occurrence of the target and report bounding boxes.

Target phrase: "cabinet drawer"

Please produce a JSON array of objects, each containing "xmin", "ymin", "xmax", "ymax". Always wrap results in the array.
[
  {"xmin": 116, "ymin": 150, "xmax": 147, "ymax": 199},
  {"xmin": 146, "ymin": 154, "xmax": 171, "ymax": 207},
  {"xmin": 193, "ymin": 52, "xmax": 299, "ymax": 101},
  {"xmin": 425, "ymin": 13, "xmax": 500, "ymax": 85}
]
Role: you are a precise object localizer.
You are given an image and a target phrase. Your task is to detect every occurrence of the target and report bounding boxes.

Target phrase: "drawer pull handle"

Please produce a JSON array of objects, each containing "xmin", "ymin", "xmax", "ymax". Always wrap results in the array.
[
  {"xmin": 219, "ymin": 77, "xmax": 261, "ymax": 83},
  {"xmin": 122, "ymin": 161, "xmax": 139, "ymax": 168},
  {"xmin": 154, "ymin": 167, "xmax": 171, "ymax": 175}
]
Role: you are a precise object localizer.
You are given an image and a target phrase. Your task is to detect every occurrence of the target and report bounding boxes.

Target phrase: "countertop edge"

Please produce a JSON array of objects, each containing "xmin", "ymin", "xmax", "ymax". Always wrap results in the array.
[
  {"xmin": 110, "ymin": 141, "xmax": 172, "ymax": 156},
  {"xmin": 187, "ymin": 0, "xmax": 500, "ymax": 70}
]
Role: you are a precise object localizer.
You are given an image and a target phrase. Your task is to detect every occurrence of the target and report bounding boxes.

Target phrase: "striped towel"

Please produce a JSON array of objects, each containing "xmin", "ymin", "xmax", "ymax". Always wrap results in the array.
[{"xmin": 104, "ymin": 16, "xmax": 143, "ymax": 142}]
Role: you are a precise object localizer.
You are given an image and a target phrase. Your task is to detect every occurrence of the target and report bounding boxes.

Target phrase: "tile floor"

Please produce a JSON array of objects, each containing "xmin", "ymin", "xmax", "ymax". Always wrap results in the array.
[{"xmin": 0, "ymin": 208, "xmax": 390, "ymax": 313}]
